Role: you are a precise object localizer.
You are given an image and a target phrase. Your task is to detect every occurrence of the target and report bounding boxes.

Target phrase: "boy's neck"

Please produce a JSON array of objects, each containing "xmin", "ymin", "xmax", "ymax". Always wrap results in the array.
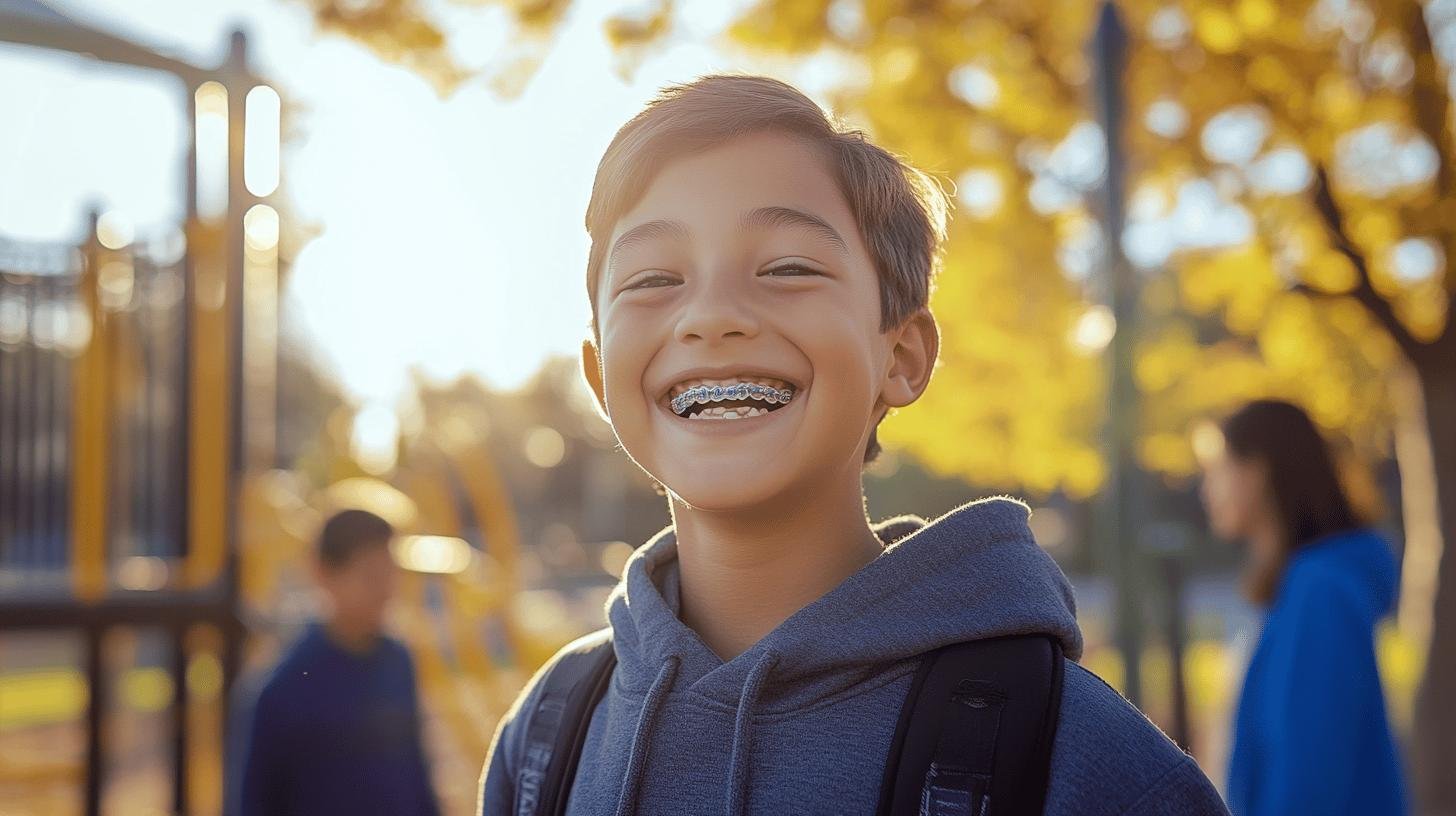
[
  {"xmin": 320, "ymin": 616, "xmax": 382, "ymax": 656},
  {"xmin": 669, "ymin": 474, "xmax": 885, "ymax": 662}
]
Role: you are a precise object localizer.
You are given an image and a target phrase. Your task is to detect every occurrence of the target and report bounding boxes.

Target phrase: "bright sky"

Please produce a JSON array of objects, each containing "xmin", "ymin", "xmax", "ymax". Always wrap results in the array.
[{"xmin": 0, "ymin": 0, "xmax": 837, "ymax": 409}]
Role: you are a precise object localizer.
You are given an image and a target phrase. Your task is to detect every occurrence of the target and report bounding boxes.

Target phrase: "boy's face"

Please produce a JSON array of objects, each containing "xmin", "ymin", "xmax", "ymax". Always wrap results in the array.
[
  {"xmin": 316, "ymin": 543, "xmax": 399, "ymax": 634},
  {"xmin": 583, "ymin": 131, "xmax": 937, "ymax": 511}
]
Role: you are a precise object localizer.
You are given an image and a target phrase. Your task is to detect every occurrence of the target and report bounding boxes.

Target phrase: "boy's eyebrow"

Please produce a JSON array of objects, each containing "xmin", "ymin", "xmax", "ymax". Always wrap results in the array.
[
  {"xmin": 605, "ymin": 206, "xmax": 850, "ymax": 281},
  {"xmin": 607, "ymin": 219, "xmax": 691, "ymax": 279},
  {"xmin": 740, "ymin": 206, "xmax": 848, "ymax": 255}
]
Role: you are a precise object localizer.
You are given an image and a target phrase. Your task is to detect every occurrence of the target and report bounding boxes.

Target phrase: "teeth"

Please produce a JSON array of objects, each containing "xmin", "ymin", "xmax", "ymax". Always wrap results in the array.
[{"xmin": 686, "ymin": 405, "xmax": 771, "ymax": 420}]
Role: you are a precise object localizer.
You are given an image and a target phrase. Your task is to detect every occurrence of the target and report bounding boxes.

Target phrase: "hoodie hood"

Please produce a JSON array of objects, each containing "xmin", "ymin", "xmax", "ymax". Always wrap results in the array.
[
  {"xmin": 1284, "ymin": 527, "xmax": 1400, "ymax": 621},
  {"xmin": 607, "ymin": 496, "xmax": 1082, "ymax": 707},
  {"xmin": 1226, "ymin": 526, "xmax": 1406, "ymax": 816},
  {"xmin": 598, "ymin": 496, "xmax": 1083, "ymax": 816}
]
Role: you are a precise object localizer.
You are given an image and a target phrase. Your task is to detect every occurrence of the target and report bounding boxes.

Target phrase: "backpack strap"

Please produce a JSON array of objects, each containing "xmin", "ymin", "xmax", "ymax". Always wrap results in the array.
[
  {"xmin": 876, "ymin": 635, "xmax": 1064, "ymax": 816},
  {"xmin": 514, "ymin": 628, "xmax": 616, "ymax": 816}
]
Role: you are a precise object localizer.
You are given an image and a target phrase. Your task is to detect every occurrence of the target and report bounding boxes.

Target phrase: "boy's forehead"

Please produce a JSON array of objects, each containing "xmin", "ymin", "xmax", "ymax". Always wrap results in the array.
[{"xmin": 609, "ymin": 132, "xmax": 857, "ymax": 245}]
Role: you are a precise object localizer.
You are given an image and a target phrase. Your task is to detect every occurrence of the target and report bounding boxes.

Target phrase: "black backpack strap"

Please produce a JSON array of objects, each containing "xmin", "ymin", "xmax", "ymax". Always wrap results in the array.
[
  {"xmin": 876, "ymin": 635, "xmax": 1064, "ymax": 816},
  {"xmin": 514, "ymin": 628, "xmax": 616, "ymax": 816}
]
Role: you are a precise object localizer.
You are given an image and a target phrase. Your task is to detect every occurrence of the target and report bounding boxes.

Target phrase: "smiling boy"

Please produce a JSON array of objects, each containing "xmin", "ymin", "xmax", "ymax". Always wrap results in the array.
[{"xmin": 479, "ymin": 75, "xmax": 1226, "ymax": 816}]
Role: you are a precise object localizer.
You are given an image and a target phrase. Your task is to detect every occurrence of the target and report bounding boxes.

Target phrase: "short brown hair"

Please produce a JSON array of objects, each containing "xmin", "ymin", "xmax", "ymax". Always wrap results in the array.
[
  {"xmin": 316, "ymin": 508, "xmax": 394, "ymax": 570},
  {"xmin": 584, "ymin": 74, "xmax": 949, "ymax": 463}
]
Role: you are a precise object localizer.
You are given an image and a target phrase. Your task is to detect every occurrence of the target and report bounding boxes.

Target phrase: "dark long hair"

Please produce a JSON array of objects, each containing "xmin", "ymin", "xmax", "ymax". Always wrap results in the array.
[{"xmin": 1221, "ymin": 399, "xmax": 1364, "ymax": 603}]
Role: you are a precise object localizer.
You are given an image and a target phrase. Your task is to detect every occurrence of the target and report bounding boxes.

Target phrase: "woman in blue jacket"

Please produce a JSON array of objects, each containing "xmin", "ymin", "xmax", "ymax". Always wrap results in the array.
[{"xmin": 1198, "ymin": 399, "xmax": 1407, "ymax": 816}]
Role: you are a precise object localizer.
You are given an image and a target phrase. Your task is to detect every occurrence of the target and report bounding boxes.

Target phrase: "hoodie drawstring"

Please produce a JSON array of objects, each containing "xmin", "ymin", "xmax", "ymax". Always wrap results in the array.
[
  {"xmin": 613, "ymin": 651, "xmax": 779, "ymax": 816},
  {"xmin": 725, "ymin": 651, "xmax": 779, "ymax": 816},
  {"xmin": 614, "ymin": 655, "xmax": 680, "ymax": 816}
]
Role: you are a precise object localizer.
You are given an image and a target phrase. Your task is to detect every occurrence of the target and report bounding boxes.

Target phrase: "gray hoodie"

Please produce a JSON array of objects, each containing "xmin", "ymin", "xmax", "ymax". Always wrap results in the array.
[{"xmin": 480, "ymin": 497, "xmax": 1228, "ymax": 815}]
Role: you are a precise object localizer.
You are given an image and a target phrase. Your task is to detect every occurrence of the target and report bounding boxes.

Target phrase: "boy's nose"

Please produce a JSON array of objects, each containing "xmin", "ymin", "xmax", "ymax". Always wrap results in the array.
[{"xmin": 674, "ymin": 284, "xmax": 760, "ymax": 343}]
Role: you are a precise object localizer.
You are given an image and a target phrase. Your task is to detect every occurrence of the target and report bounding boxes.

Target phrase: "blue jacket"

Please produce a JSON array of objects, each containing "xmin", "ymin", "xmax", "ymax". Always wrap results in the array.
[
  {"xmin": 229, "ymin": 622, "xmax": 440, "ymax": 816},
  {"xmin": 480, "ymin": 497, "xmax": 1228, "ymax": 815},
  {"xmin": 1226, "ymin": 528, "xmax": 1408, "ymax": 816}
]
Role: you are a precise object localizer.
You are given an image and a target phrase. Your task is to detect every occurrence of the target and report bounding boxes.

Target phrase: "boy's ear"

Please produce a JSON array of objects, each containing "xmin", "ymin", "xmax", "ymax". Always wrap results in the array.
[
  {"xmin": 579, "ymin": 338, "xmax": 610, "ymax": 421},
  {"xmin": 310, "ymin": 557, "xmax": 330, "ymax": 594},
  {"xmin": 879, "ymin": 308, "xmax": 939, "ymax": 414}
]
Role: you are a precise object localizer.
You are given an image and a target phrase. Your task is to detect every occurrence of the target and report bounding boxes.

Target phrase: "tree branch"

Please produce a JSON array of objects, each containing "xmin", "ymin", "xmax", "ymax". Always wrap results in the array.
[
  {"xmin": 1305, "ymin": 163, "xmax": 1424, "ymax": 361},
  {"xmin": 1405, "ymin": 0, "xmax": 1456, "ymax": 220},
  {"xmin": 1403, "ymin": 0, "xmax": 1456, "ymax": 348},
  {"xmin": 1004, "ymin": 16, "xmax": 1080, "ymax": 114}
]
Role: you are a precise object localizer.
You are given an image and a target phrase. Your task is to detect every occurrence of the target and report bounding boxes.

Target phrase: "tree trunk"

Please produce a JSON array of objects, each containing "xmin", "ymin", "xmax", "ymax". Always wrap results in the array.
[{"xmin": 1412, "ymin": 356, "xmax": 1456, "ymax": 816}]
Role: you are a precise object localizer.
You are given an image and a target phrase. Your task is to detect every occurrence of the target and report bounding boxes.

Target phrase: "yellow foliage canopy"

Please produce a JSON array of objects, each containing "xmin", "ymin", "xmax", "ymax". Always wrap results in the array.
[{"xmin": 297, "ymin": 0, "xmax": 1455, "ymax": 496}]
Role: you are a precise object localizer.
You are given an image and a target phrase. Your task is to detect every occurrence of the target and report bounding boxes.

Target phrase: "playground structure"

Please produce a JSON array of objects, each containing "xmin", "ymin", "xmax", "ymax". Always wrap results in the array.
[{"xmin": 0, "ymin": 3, "xmax": 559, "ymax": 813}]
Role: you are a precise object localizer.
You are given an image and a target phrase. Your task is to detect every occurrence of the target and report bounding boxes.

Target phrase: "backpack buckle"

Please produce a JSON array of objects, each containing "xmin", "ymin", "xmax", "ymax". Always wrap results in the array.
[{"xmin": 920, "ymin": 762, "xmax": 992, "ymax": 816}]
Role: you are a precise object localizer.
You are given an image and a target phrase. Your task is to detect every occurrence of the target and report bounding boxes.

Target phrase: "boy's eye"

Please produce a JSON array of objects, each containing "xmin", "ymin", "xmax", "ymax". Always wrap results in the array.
[
  {"xmin": 624, "ymin": 272, "xmax": 678, "ymax": 290},
  {"xmin": 761, "ymin": 264, "xmax": 821, "ymax": 277}
]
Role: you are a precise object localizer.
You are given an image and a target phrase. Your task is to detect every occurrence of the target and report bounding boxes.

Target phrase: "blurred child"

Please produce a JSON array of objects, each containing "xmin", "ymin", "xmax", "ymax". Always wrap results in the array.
[
  {"xmin": 480, "ymin": 74, "xmax": 1227, "ymax": 815},
  {"xmin": 231, "ymin": 508, "xmax": 439, "ymax": 816},
  {"xmin": 1199, "ymin": 400, "xmax": 1407, "ymax": 816}
]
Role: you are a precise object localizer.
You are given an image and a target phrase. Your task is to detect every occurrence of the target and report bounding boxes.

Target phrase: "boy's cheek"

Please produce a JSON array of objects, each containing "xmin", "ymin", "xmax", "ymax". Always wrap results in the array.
[{"xmin": 596, "ymin": 379, "xmax": 648, "ymax": 456}]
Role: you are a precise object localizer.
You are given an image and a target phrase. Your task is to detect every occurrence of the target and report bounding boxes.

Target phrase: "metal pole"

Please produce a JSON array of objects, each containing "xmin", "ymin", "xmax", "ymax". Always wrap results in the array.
[
  {"xmin": 0, "ymin": 276, "xmax": 13, "ymax": 566},
  {"xmin": 1162, "ymin": 554, "xmax": 1191, "ymax": 749},
  {"xmin": 220, "ymin": 23, "xmax": 252, "ymax": 739},
  {"xmin": 171, "ymin": 623, "xmax": 190, "ymax": 814},
  {"xmin": 1090, "ymin": 0, "xmax": 1144, "ymax": 705},
  {"xmin": 18, "ymin": 281, "xmax": 35, "ymax": 569},
  {"xmin": 35, "ymin": 278, "xmax": 52, "ymax": 568},
  {"xmin": 225, "ymin": 30, "xmax": 248, "ymax": 519},
  {"xmin": 84, "ymin": 624, "xmax": 106, "ymax": 816},
  {"xmin": 179, "ymin": 68, "xmax": 198, "ymax": 581}
]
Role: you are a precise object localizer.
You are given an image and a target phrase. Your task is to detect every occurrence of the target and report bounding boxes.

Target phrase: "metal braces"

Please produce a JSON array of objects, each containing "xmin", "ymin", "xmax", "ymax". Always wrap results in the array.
[{"xmin": 671, "ymin": 383, "xmax": 794, "ymax": 415}]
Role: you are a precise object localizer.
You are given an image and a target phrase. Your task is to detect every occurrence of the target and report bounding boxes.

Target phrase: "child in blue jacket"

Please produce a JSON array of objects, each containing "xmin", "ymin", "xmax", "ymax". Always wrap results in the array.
[
  {"xmin": 230, "ymin": 509, "xmax": 439, "ymax": 816},
  {"xmin": 480, "ymin": 74, "xmax": 1228, "ymax": 815},
  {"xmin": 1201, "ymin": 399, "xmax": 1407, "ymax": 815}
]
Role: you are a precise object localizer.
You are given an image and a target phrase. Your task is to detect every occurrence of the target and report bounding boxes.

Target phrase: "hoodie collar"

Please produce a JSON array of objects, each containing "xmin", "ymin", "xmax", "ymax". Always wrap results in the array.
[{"xmin": 604, "ymin": 496, "xmax": 1083, "ymax": 710}]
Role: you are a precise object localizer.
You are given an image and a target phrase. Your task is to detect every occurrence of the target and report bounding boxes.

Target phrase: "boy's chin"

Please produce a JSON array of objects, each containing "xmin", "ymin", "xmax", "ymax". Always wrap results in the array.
[{"xmin": 662, "ymin": 470, "xmax": 793, "ymax": 514}]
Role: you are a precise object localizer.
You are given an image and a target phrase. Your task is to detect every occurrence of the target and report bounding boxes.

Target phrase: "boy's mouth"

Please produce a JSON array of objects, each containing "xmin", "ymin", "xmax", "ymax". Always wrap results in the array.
[{"xmin": 663, "ymin": 374, "xmax": 798, "ymax": 420}]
